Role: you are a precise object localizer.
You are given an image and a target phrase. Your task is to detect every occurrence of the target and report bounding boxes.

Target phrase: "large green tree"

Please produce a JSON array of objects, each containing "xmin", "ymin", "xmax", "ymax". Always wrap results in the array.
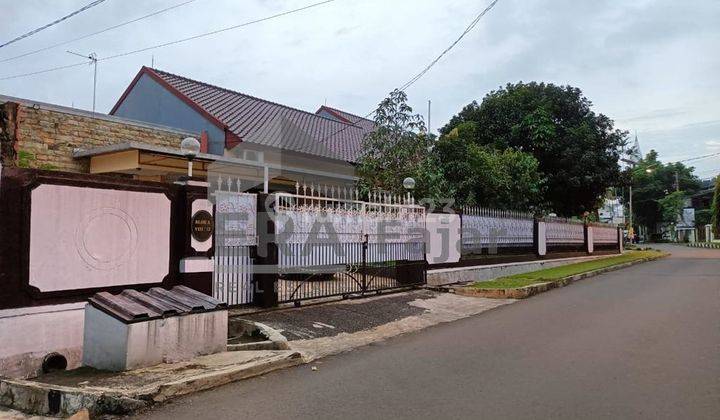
[
  {"xmin": 434, "ymin": 121, "xmax": 545, "ymax": 210},
  {"xmin": 357, "ymin": 89, "xmax": 450, "ymax": 200},
  {"xmin": 630, "ymin": 150, "xmax": 702, "ymax": 232},
  {"xmin": 440, "ymin": 82, "xmax": 627, "ymax": 216}
]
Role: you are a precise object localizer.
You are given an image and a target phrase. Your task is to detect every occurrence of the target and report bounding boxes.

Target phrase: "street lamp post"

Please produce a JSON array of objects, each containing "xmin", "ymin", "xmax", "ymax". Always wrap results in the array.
[
  {"xmin": 403, "ymin": 177, "xmax": 416, "ymax": 203},
  {"xmin": 180, "ymin": 137, "xmax": 201, "ymax": 178}
]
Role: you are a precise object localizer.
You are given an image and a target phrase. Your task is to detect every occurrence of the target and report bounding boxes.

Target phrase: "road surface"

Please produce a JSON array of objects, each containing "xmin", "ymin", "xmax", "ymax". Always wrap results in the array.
[{"xmin": 139, "ymin": 245, "xmax": 720, "ymax": 419}]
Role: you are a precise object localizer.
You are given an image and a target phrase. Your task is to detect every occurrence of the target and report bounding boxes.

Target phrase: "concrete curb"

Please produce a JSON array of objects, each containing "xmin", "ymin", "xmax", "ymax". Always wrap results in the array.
[
  {"xmin": 150, "ymin": 352, "xmax": 303, "ymax": 403},
  {"xmin": 227, "ymin": 319, "xmax": 290, "ymax": 351},
  {"xmin": 453, "ymin": 253, "xmax": 668, "ymax": 299},
  {"xmin": 687, "ymin": 242, "xmax": 720, "ymax": 249},
  {"xmin": 0, "ymin": 351, "xmax": 304, "ymax": 417}
]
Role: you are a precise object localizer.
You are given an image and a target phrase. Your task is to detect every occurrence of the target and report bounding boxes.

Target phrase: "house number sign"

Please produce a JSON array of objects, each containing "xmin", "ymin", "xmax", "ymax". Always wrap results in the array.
[{"xmin": 191, "ymin": 210, "xmax": 214, "ymax": 242}]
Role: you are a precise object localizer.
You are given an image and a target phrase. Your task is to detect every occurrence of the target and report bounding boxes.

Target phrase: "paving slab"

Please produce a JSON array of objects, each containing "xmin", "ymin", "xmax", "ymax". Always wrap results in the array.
[{"xmin": 242, "ymin": 290, "xmax": 515, "ymax": 361}]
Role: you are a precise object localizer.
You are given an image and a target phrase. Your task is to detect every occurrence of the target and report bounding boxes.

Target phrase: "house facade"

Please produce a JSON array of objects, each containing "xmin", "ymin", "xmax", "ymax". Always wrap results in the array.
[
  {"xmin": 0, "ymin": 69, "xmax": 377, "ymax": 379},
  {"xmin": 104, "ymin": 67, "xmax": 375, "ymax": 190}
]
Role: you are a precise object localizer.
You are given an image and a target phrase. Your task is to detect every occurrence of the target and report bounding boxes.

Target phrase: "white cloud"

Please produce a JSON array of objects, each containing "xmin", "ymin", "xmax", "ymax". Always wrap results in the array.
[{"xmin": 0, "ymin": 0, "xmax": 718, "ymax": 174}]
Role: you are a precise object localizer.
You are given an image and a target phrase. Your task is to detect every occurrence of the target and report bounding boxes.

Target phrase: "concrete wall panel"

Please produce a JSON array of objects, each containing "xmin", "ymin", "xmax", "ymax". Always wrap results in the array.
[{"xmin": 29, "ymin": 184, "xmax": 171, "ymax": 291}]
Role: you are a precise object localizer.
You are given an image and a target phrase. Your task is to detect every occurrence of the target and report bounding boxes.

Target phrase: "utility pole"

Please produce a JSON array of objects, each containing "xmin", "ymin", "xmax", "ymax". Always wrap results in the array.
[
  {"xmin": 427, "ymin": 100, "xmax": 431, "ymax": 134},
  {"xmin": 67, "ymin": 51, "xmax": 98, "ymax": 112},
  {"xmin": 675, "ymin": 171, "xmax": 680, "ymax": 192}
]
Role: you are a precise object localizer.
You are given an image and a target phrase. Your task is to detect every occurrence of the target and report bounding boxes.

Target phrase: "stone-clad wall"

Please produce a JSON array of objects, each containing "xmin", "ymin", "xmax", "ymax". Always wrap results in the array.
[{"xmin": 0, "ymin": 98, "xmax": 194, "ymax": 173}]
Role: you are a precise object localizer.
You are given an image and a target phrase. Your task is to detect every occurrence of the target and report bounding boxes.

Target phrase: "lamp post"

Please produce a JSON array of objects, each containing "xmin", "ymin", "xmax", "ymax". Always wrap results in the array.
[
  {"xmin": 180, "ymin": 137, "xmax": 201, "ymax": 178},
  {"xmin": 403, "ymin": 177, "xmax": 416, "ymax": 203}
]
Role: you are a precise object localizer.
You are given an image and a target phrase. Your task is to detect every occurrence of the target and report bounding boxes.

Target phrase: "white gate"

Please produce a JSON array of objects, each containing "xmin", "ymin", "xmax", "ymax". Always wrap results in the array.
[{"xmin": 213, "ymin": 190, "xmax": 257, "ymax": 305}]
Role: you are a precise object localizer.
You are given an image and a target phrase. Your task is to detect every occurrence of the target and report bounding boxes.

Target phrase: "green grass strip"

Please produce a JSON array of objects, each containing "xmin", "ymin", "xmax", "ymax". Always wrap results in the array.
[{"xmin": 472, "ymin": 250, "xmax": 662, "ymax": 289}]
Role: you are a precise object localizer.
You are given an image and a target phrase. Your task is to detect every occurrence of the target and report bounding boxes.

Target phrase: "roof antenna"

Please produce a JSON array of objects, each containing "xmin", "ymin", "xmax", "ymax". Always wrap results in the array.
[
  {"xmin": 67, "ymin": 50, "xmax": 97, "ymax": 112},
  {"xmin": 151, "ymin": 54, "xmax": 154, "ymax": 68},
  {"xmin": 324, "ymin": 97, "xmax": 327, "ymax": 106}
]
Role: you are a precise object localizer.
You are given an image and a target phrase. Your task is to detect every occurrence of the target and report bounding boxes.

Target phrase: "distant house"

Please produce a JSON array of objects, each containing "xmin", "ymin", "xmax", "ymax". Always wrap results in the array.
[
  {"xmin": 598, "ymin": 197, "xmax": 625, "ymax": 225},
  {"xmin": 104, "ymin": 67, "xmax": 375, "ymax": 190},
  {"xmin": 691, "ymin": 178, "xmax": 715, "ymax": 210}
]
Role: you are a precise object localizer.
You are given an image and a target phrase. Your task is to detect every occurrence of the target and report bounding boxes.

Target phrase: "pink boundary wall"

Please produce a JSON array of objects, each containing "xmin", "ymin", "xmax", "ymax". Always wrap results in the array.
[
  {"xmin": 0, "ymin": 170, "xmax": 186, "ymax": 379},
  {"xmin": 29, "ymin": 184, "xmax": 171, "ymax": 292}
]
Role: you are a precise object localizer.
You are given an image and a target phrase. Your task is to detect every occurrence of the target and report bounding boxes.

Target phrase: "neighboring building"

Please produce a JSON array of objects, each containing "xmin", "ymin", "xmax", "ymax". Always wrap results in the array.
[
  {"xmin": 0, "ymin": 94, "xmax": 193, "ymax": 174},
  {"xmin": 599, "ymin": 197, "xmax": 625, "ymax": 225},
  {"xmin": 316, "ymin": 105, "xmax": 376, "ymax": 133},
  {"xmin": 690, "ymin": 178, "xmax": 715, "ymax": 210}
]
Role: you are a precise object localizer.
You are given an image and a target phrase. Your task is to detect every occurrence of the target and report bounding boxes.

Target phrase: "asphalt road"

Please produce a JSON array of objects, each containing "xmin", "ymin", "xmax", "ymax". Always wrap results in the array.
[{"xmin": 139, "ymin": 245, "xmax": 720, "ymax": 420}]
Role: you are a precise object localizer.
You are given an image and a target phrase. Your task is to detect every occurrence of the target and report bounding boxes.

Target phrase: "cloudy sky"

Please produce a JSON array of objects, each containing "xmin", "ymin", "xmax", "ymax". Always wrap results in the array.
[{"xmin": 1, "ymin": 0, "xmax": 718, "ymax": 177}]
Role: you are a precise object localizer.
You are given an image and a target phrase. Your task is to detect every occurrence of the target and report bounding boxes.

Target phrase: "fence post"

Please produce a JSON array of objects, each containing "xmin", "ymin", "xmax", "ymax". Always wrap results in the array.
[
  {"xmin": 362, "ymin": 233, "xmax": 368, "ymax": 292},
  {"xmin": 584, "ymin": 223, "xmax": 593, "ymax": 255},
  {"xmin": 254, "ymin": 193, "xmax": 278, "ymax": 308},
  {"xmin": 534, "ymin": 217, "xmax": 546, "ymax": 257}
]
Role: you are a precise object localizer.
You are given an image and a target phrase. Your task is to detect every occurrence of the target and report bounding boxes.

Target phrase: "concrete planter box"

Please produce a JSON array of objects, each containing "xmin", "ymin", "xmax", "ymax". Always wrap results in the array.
[{"xmin": 83, "ymin": 286, "xmax": 227, "ymax": 371}]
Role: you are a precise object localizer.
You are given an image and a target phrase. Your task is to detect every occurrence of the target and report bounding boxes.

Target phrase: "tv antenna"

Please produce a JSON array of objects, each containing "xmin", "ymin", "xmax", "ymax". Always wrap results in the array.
[{"xmin": 67, "ymin": 50, "xmax": 98, "ymax": 112}]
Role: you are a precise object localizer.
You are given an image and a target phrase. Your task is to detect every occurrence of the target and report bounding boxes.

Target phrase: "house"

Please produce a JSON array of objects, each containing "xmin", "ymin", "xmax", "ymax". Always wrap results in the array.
[
  {"xmin": 101, "ymin": 67, "xmax": 375, "ymax": 190},
  {"xmin": 0, "ymin": 68, "xmax": 377, "ymax": 379},
  {"xmin": 1, "ymin": 67, "xmax": 375, "ymax": 190}
]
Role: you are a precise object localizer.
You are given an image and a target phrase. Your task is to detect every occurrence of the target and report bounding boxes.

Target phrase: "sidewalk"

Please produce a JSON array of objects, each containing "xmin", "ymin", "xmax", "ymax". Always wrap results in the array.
[
  {"xmin": 0, "ymin": 350, "xmax": 302, "ymax": 417},
  {"xmin": 242, "ymin": 289, "xmax": 515, "ymax": 362}
]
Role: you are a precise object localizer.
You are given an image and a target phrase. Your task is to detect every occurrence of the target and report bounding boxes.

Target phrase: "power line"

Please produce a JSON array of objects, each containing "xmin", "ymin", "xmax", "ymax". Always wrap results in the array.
[
  {"xmin": 0, "ymin": 0, "xmax": 338, "ymax": 81},
  {"xmin": 0, "ymin": 0, "xmax": 198, "ymax": 64},
  {"xmin": 399, "ymin": 0, "xmax": 500, "ymax": 91},
  {"xmin": 97, "ymin": 0, "xmax": 336, "ymax": 62},
  {"xmin": 0, "ymin": 61, "xmax": 91, "ymax": 81},
  {"xmin": 0, "ymin": 0, "xmax": 109, "ymax": 49},
  {"xmin": 695, "ymin": 167, "xmax": 720, "ymax": 175},
  {"xmin": 677, "ymin": 152, "xmax": 720, "ymax": 164},
  {"xmin": 639, "ymin": 152, "xmax": 720, "ymax": 169},
  {"xmin": 320, "ymin": 0, "xmax": 502, "ymax": 143}
]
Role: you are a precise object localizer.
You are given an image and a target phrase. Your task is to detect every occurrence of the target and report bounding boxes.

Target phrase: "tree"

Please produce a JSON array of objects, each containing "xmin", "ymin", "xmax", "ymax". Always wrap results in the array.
[
  {"xmin": 630, "ymin": 150, "xmax": 702, "ymax": 232},
  {"xmin": 440, "ymin": 82, "xmax": 627, "ymax": 216},
  {"xmin": 712, "ymin": 176, "xmax": 720, "ymax": 237},
  {"xmin": 658, "ymin": 191, "xmax": 686, "ymax": 225},
  {"xmin": 357, "ymin": 89, "xmax": 450, "ymax": 200},
  {"xmin": 434, "ymin": 121, "xmax": 545, "ymax": 210}
]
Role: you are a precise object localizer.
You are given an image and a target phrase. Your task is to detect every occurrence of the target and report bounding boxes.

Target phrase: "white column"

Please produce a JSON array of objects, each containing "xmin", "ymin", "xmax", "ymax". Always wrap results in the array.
[
  {"xmin": 263, "ymin": 166, "xmax": 269, "ymax": 193},
  {"xmin": 537, "ymin": 221, "xmax": 546, "ymax": 256}
]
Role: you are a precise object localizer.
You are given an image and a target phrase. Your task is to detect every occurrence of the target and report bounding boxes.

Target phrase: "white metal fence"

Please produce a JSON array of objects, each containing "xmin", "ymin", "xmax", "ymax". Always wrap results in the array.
[
  {"xmin": 545, "ymin": 216, "xmax": 585, "ymax": 245},
  {"xmin": 461, "ymin": 206, "xmax": 534, "ymax": 252},
  {"xmin": 275, "ymin": 185, "xmax": 425, "ymax": 268},
  {"xmin": 591, "ymin": 222, "xmax": 619, "ymax": 244},
  {"xmin": 213, "ymin": 185, "xmax": 257, "ymax": 306}
]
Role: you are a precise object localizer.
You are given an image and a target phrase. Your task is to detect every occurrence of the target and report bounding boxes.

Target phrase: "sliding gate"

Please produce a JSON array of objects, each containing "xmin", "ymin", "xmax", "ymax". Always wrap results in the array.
[
  {"xmin": 213, "ymin": 190, "xmax": 257, "ymax": 305},
  {"xmin": 274, "ymin": 188, "xmax": 426, "ymax": 305}
]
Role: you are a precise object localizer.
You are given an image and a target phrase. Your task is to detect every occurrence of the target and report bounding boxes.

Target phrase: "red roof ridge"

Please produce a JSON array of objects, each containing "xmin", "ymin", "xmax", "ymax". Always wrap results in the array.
[
  {"xmin": 317, "ymin": 105, "xmax": 374, "ymax": 125},
  {"xmin": 149, "ymin": 67, "xmax": 362, "ymax": 129}
]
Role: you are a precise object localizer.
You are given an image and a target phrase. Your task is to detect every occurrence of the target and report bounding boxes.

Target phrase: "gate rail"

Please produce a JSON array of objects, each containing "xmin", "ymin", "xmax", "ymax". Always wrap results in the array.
[
  {"xmin": 274, "ymin": 184, "xmax": 426, "ymax": 305},
  {"xmin": 277, "ymin": 236, "xmax": 426, "ymax": 305}
]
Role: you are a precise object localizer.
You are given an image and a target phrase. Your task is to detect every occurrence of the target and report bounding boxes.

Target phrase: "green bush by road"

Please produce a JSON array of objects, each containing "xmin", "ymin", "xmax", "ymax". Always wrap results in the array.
[{"xmin": 472, "ymin": 250, "xmax": 663, "ymax": 290}]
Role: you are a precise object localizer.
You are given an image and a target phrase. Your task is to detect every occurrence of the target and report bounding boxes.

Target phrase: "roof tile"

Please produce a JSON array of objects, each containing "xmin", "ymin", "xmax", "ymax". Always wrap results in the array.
[{"xmin": 149, "ymin": 68, "xmax": 372, "ymax": 162}]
